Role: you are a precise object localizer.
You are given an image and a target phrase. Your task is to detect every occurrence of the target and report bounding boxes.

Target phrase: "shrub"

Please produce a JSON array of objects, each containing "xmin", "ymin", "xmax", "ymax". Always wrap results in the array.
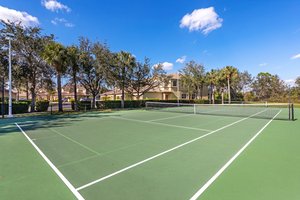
[
  {"xmin": 36, "ymin": 100, "xmax": 49, "ymax": 112},
  {"xmin": 71, "ymin": 100, "xmax": 92, "ymax": 111},
  {"xmin": 0, "ymin": 102, "xmax": 29, "ymax": 115}
]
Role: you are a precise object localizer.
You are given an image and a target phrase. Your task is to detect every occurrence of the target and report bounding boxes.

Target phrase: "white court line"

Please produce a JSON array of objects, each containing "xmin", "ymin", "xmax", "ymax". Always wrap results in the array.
[
  {"xmin": 112, "ymin": 116, "xmax": 212, "ymax": 132},
  {"xmin": 189, "ymin": 109, "xmax": 282, "ymax": 200},
  {"xmin": 148, "ymin": 113, "xmax": 194, "ymax": 122},
  {"xmin": 76, "ymin": 109, "xmax": 267, "ymax": 191},
  {"xmin": 15, "ymin": 123, "xmax": 85, "ymax": 200},
  {"xmin": 49, "ymin": 128, "xmax": 101, "ymax": 155}
]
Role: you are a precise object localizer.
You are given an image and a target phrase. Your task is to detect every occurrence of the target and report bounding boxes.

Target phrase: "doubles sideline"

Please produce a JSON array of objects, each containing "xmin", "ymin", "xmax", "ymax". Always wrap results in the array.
[
  {"xmin": 76, "ymin": 109, "xmax": 268, "ymax": 191},
  {"xmin": 15, "ymin": 123, "xmax": 85, "ymax": 200},
  {"xmin": 189, "ymin": 110, "xmax": 282, "ymax": 200}
]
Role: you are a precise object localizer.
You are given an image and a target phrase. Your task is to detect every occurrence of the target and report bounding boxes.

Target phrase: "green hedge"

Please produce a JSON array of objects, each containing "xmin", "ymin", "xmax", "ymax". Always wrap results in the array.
[
  {"xmin": 71, "ymin": 101, "xmax": 92, "ymax": 111},
  {"xmin": 96, "ymin": 99, "xmax": 196, "ymax": 109},
  {"xmin": 36, "ymin": 100, "xmax": 49, "ymax": 112},
  {"xmin": 0, "ymin": 102, "xmax": 29, "ymax": 115}
]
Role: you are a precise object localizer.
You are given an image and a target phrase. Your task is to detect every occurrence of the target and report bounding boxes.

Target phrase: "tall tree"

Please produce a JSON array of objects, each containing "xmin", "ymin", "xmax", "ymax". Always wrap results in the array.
[
  {"xmin": 180, "ymin": 65, "xmax": 195, "ymax": 100},
  {"xmin": 109, "ymin": 51, "xmax": 136, "ymax": 108},
  {"xmin": 1, "ymin": 21, "xmax": 53, "ymax": 111},
  {"xmin": 43, "ymin": 42, "xmax": 68, "ymax": 112},
  {"xmin": 223, "ymin": 66, "xmax": 239, "ymax": 104},
  {"xmin": 295, "ymin": 77, "xmax": 300, "ymax": 88},
  {"xmin": 78, "ymin": 38, "xmax": 109, "ymax": 108},
  {"xmin": 66, "ymin": 45, "xmax": 80, "ymax": 110},
  {"xmin": 206, "ymin": 69, "xmax": 219, "ymax": 104},
  {"xmin": 0, "ymin": 49, "xmax": 8, "ymax": 117},
  {"xmin": 238, "ymin": 70, "xmax": 253, "ymax": 94},
  {"xmin": 186, "ymin": 61, "xmax": 206, "ymax": 99},
  {"xmin": 252, "ymin": 72, "xmax": 285, "ymax": 101},
  {"xmin": 218, "ymin": 69, "xmax": 228, "ymax": 104},
  {"xmin": 126, "ymin": 58, "xmax": 167, "ymax": 100}
]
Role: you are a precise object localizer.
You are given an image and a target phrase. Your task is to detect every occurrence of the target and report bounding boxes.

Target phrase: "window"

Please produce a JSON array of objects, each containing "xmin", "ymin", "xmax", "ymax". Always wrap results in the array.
[
  {"xmin": 172, "ymin": 80, "xmax": 177, "ymax": 87},
  {"xmin": 181, "ymin": 94, "xmax": 187, "ymax": 99}
]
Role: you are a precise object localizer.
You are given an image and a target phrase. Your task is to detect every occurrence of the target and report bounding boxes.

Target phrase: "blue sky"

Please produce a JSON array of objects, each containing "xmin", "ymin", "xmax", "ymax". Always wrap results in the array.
[{"xmin": 1, "ymin": 0, "xmax": 300, "ymax": 84}]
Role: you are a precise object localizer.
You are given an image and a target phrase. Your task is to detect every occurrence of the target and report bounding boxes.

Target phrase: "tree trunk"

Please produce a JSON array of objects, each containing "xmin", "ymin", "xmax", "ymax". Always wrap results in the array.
[
  {"xmin": 121, "ymin": 83, "xmax": 125, "ymax": 108},
  {"xmin": 57, "ymin": 73, "xmax": 63, "ymax": 112},
  {"xmin": 197, "ymin": 87, "xmax": 201, "ymax": 99},
  {"xmin": 200, "ymin": 85, "xmax": 203, "ymax": 100},
  {"xmin": 221, "ymin": 89, "xmax": 224, "ymax": 104},
  {"xmin": 227, "ymin": 77, "xmax": 231, "ymax": 104},
  {"xmin": 17, "ymin": 89, "xmax": 20, "ymax": 101},
  {"xmin": 30, "ymin": 88, "xmax": 36, "ymax": 112},
  {"xmin": 1, "ymin": 76, "xmax": 5, "ymax": 118},
  {"xmin": 73, "ymin": 74, "xmax": 78, "ymax": 111},
  {"xmin": 121, "ymin": 68, "xmax": 125, "ymax": 108},
  {"xmin": 212, "ymin": 84, "xmax": 215, "ymax": 104},
  {"xmin": 92, "ymin": 93, "xmax": 96, "ymax": 109},
  {"xmin": 26, "ymin": 82, "xmax": 29, "ymax": 100}
]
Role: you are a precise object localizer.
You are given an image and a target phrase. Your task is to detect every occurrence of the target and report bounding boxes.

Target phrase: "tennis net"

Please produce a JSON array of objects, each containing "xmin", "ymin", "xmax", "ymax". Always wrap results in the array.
[{"xmin": 145, "ymin": 102, "xmax": 295, "ymax": 120}]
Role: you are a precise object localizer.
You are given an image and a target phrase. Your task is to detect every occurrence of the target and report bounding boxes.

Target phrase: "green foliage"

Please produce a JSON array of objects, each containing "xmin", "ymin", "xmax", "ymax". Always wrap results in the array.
[
  {"xmin": 0, "ymin": 102, "xmax": 29, "ymax": 115},
  {"xmin": 252, "ymin": 72, "xmax": 286, "ymax": 101},
  {"xmin": 97, "ymin": 99, "xmax": 199, "ymax": 109},
  {"xmin": 36, "ymin": 100, "xmax": 49, "ymax": 112},
  {"xmin": 71, "ymin": 100, "xmax": 92, "ymax": 111}
]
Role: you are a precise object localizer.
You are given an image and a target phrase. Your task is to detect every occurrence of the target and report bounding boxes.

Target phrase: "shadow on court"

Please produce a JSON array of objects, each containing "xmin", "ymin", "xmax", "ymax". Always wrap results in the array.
[{"xmin": 0, "ymin": 111, "xmax": 120, "ymax": 137}]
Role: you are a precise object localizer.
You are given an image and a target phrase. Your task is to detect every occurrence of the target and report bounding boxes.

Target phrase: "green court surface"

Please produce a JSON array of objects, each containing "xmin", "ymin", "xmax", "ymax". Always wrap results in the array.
[{"xmin": 0, "ymin": 108, "xmax": 299, "ymax": 200}]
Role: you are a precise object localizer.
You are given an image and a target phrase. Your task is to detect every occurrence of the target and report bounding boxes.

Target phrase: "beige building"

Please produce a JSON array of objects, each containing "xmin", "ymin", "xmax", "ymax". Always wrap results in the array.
[
  {"xmin": 101, "ymin": 74, "xmax": 208, "ymax": 101},
  {"xmin": 0, "ymin": 88, "xmax": 17, "ymax": 100},
  {"xmin": 18, "ymin": 83, "xmax": 89, "ymax": 101}
]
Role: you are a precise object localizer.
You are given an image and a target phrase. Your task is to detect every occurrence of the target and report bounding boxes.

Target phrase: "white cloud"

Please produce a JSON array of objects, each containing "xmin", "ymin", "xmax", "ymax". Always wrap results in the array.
[
  {"xmin": 51, "ymin": 18, "xmax": 74, "ymax": 27},
  {"xmin": 291, "ymin": 53, "xmax": 300, "ymax": 60},
  {"xmin": 0, "ymin": 6, "xmax": 39, "ymax": 27},
  {"xmin": 180, "ymin": 7, "xmax": 223, "ymax": 35},
  {"xmin": 176, "ymin": 56, "xmax": 186, "ymax": 64},
  {"xmin": 284, "ymin": 79, "xmax": 295, "ymax": 86},
  {"xmin": 154, "ymin": 62, "xmax": 174, "ymax": 71},
  {"xmin": 259, "ymin": 63, "xmax": 268, "ymax": 67},
  {"xmin": 42, "ymin": 0, "xmax": 71, "ymax": 12}
]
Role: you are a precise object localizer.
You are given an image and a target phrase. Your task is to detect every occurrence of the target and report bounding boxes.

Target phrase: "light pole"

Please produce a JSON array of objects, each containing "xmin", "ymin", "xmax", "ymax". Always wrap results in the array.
[
  {"xmin": 5, "ymin": 33, "xmax": 14, "ymax": 118},
  {"xmin": 177, "ymin": 71, "xmax": 180, "ymax": 106}
]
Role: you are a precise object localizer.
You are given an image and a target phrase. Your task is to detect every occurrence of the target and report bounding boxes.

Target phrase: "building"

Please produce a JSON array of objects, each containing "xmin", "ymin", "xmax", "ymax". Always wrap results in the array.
[
  {"xmin": 101, "ymin": 74, "xmax": 208, "ymax": 101},
  {"xmin": 0, "ymin": 88, "xmax": 17, "ymax": 100},
  {"xmin": 18, "ymin": 83, "xmax": 89, "ymax": 102}
]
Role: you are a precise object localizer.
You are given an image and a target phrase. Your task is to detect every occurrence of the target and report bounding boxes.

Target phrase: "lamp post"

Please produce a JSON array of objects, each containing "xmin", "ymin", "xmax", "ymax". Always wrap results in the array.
[
  {"xmin": 177, "ymin": 71, "xmax": 180, "ymax": 106},
  {"xmin": 5, "ymin": 33, "xmax": 14, "ymax": 118}
]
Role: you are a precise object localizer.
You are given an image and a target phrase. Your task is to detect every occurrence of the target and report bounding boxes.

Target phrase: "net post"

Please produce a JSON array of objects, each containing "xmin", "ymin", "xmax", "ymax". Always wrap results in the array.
[
  {"xmin": 193, "ymin": 104, "xmax": 196, "ymax": 114},
  {"xmin": 292, "ymin": 103, "xmax": 294, "ymax": 121},
  {"xmin": 289, "ymin": 103, "xmax": 291, "ymax": 120}
]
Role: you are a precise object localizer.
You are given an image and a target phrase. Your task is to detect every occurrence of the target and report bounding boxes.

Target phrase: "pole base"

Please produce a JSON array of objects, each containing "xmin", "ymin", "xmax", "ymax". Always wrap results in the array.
[{"xmin": 7, "ymin": 114, "xmax": 14, "ymax": 118}]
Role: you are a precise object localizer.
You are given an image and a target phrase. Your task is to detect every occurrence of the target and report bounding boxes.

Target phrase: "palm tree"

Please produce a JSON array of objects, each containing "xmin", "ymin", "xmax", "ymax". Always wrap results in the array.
[
  {"xmin": 43, "ymin": 42, "xmax": 68, "ymax": 112},
  {"xmin": 223, "ymin": 66, "xmax": 238, "ymax": 104},
  {"xmin": 206, "ymin": 69, "xmax": 219, "ymax": 104},
  {"xmin": 218, "ymin": 68, "xmax": 228, "ymax": 104},
  {"xmin": 66, "ymin": 46, "xmax": 80, "ymax": 111}
]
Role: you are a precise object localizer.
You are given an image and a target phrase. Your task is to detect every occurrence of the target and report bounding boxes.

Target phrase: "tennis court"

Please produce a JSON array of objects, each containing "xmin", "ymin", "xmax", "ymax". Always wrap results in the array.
[{"xmin": 1, "ymin": 103, "xmax": 299, "ymax": 200}]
